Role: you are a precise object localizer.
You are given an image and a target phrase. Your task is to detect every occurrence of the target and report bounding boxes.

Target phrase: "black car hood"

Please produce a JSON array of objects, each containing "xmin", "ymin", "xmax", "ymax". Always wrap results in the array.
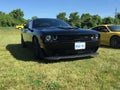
[{"xmin": 34, "ymin": 27, "xmax": 99, "ymax": 35}]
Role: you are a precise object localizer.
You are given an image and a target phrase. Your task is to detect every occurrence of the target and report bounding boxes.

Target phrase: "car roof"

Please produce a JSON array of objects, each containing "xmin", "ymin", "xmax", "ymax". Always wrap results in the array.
[
  {"xmin": 33, "ymin": 18, "xmax": 59, "ymax": 20},
  {"xmin": 98, "ymin": 24, "xmax": 120, "ymax": 27},
  {"xmin": 91, "ymin": 24, "xmax": 120, "ymax": 28}
]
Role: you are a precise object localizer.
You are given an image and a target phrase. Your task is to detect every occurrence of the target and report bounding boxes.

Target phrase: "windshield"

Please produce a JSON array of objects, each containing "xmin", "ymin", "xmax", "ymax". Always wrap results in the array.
[
  {"xmin": 33, "ymin": 19, "xmax": 71, "ymax": 28},
  {"xmin": 108, "ymin": 25, "xmax": 120, "ymax": 32}
]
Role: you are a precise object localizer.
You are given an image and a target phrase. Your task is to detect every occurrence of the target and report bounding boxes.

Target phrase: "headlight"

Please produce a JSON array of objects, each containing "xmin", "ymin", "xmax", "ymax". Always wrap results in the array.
[
  {"xmin": 95, "ymin": 34, "xmax": 99, "ymax": 40},
  {"xmin": 91, "ymin": 34, "xmax": 99, "ymax": 40},
  {"xmin": 45, "ymin": 35, "xmax": 58, "ymax": 42},
  {"xmin": 45, "ymin": 35, "xmax": 52, "ymax": 42}
]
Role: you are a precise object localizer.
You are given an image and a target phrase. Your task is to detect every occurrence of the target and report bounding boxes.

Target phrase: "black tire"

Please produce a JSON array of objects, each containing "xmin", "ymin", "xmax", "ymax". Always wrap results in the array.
[
  {"xmin": 110, "ymin": 36, "xmax": 120, "ymax": 48},
  {"xmin": 21, "ymin": 35, "xmax": 26, "ymax": 48},
  {"xmin": 33, "ymin": 37, "xmax": 44, "ymax": 60}
]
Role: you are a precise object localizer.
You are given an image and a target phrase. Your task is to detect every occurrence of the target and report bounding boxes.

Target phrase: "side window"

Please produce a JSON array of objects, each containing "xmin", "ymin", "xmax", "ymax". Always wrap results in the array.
[
  {"xmin": 92, "ymin": 27, "xmax": 99, "ymax": 31},
  {"xmin": 33, "ymin": 20, "xmax": 39, "ymax": 28},
  {"xmin": 28, "ymin": 21, "xmax": 33, "ymax": 29},
  {"xmin": 98, "ymin": 26, "xmax": 108, "ymax": 32}
]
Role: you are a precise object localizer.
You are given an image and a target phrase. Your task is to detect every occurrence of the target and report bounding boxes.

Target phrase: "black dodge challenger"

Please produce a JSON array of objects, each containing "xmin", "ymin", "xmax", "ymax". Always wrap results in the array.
[{"xmin": 21, "ymin": 18, "xmax": 100, "ymax": 60}]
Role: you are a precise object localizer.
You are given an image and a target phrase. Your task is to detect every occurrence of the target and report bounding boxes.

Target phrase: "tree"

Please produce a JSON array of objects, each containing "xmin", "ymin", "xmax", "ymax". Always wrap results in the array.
[
  {"xmin": 102, "ymin": 17, "xmax": 114, "ymax": 24},
  {"xmin": 9, "ymin": 8, "xmax": 24, "ymax": 19},
  {"xmin": 92, "ymin": 15, "xmax": 102, "ymax": 26},
  {"xmin": 0, "ymin": 13, "xmax": 15, "ymax": 27},
  {"xmin": 9, "ymin": 8, "xmax": 25, "ymax": 25},
  {"xmin": 32, "ymin": 16, "xmax": 38, "ymax": 20},
  {"xmin": 69, "ymin": 12, "xmax": 81, "ymax": 27},
  {"xmin": 81, "ymin": 13, "xmax": 93, "ymax": 28},
  {"xmin": 0, "ymin": 12, "xmax": 6, "ymax": 26},
  {"xmin": 56, "ymin": 12, "xmax": 68, "ymax": 22},
  {"xmin": 0, "ymin": 9, "xmax": 26, "ymax": 27},
  {"xmin": 115, "ymin": 13, "xmax": 120, "ymax": 24},
  {"xmin": 6, "ymin": 14, "xmax": 15, "ymax": 26},
  {"xmin": 116, "ymin": 13, "xmax": 120, "ymax": 19}
]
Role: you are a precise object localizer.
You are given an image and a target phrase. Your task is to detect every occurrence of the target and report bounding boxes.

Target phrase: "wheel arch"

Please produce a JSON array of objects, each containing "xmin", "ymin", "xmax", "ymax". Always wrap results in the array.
[
  {"xmin": 32, "ymin": 35, "xmax": 45, "ymax": 59},
  {"xmin": 110, "ymin": 35, "xmax": 120, "ymax": 48},
  {"xmin": 32, "ymin": 35, "xmax": 39, "ymax": 43},
  {"xmin": 21, "ymin": 33, "xmax": 24, "ymax": 40},
  {"xmin": 110, "ymin": 35, "xmax": 120, "ymax": 42},
  {"xmin": 32, "ymin": 35, "xmax": 46, "ymax": 52}
]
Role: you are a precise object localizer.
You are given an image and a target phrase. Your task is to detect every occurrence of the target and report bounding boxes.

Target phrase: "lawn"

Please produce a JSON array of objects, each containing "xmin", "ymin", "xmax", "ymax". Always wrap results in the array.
[{"xmin": 0, "ymin": 29, "xmax": 120, "ymax": 90}]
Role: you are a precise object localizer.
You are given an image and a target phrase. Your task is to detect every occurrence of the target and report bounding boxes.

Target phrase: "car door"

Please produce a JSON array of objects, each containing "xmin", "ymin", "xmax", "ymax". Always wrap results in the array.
[{"xmin": 97, "ymin": 26, "xmax": 110, "ymax": 45}]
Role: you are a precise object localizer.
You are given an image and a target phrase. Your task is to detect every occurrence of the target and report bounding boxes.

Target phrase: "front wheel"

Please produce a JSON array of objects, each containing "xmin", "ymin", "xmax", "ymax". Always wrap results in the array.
[
  {"xmin": 110, "ymin": 36, "xmax": 120, "ymax": 48},
  {"xmin": 33, "ymin": 38, "xmax": 44, "ymax": 60}
]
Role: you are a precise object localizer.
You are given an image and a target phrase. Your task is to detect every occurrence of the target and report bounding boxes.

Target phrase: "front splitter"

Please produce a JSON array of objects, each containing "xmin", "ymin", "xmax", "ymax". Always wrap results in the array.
[{"xmin": 44, "ymin": 52, "xmax": 99, "ymax": 60}]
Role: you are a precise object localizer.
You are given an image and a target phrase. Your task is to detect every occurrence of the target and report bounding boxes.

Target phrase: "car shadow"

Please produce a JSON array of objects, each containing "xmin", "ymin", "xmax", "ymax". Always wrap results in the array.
[
  {"xmin": 6, "ymin": 44, "xmax": 92, "ymax": 64},
  {"xmin": 46, "ymin": 56, "xmax": 92, "ymax": 64},
  {"xmin": 6, "ymin": 44, "xmax": 35, "ymax": 61},
  {"xmin": 100, "ymin": 45, "xmax": 111, "ymax": 48}
]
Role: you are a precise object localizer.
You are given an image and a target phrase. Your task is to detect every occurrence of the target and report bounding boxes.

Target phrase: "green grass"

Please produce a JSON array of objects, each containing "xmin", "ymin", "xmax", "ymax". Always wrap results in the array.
[
  {"xmin": 0, "ymin": 29, "xmax": 120, "ymax": 90},
  {"xmin": 0, "ymin": 27, "xmax": 16, "ymax": 31}
]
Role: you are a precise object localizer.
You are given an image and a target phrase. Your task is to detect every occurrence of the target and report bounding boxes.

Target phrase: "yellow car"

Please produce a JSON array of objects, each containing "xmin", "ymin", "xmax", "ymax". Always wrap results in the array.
[
  {"xmin": 91, "ymin": 25, "xmax": 120, "ymax": 48},
  {"xmin": 15, "ymin": 24, "xmax": 25, "ymax": 29}
]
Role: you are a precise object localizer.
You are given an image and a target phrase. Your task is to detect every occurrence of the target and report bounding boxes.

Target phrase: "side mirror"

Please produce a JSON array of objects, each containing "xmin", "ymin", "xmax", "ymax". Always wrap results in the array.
[
  {"xmin": 24, "ymin": 25, "xmax": 33, "ymax": 32},
  {"xmin": 24, "ymin": 25, "xmax": 28, "ymax": 29}
]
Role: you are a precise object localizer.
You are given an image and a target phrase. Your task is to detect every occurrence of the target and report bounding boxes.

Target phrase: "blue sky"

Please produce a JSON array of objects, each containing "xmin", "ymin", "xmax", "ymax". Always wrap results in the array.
[{"xmin": 0, "ymin": 0, "xmax": 120, "ymax": 19}]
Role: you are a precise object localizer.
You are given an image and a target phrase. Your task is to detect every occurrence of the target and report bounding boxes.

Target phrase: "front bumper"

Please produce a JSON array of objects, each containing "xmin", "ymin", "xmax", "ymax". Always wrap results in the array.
[
  {"xmin": 44, "ymin": 52, "xmax": 98, "ymax": 60},
  {"xmin": 43, "ymin": 40, "xmax": 100, "ymax": 55}
]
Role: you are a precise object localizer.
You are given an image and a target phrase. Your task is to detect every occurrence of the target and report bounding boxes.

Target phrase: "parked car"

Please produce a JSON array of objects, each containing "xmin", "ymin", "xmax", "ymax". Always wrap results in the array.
[
  {"xmin": 91, "ymin": 25, "xmax": 120, "ymax": 48},
  {"xmin": 16, "ymin": 24, "xmax": 25, "ymax": 29},
  {"xmin": 21, "ymin": 18, "xmax": 100, "ymax": 60}
]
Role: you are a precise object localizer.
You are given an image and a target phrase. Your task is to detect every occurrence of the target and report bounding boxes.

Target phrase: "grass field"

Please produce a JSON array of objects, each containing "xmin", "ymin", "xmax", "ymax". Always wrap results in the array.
[{"xmin": 0, "ymin": 29, "xmax": 120, "ymax": 90}]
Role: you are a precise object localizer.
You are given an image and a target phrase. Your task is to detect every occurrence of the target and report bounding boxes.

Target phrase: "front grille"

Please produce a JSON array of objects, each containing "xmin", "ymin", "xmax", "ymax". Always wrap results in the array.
[{"xmin": 58, "ymin": 34, "xmax": 94, "ymax": 42}]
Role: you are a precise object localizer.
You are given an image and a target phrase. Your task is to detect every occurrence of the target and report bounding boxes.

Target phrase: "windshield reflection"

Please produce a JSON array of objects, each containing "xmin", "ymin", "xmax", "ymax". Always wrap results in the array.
[{"xmin": 108, "ymin": 25, "xmax": 120, "ymax": 32}]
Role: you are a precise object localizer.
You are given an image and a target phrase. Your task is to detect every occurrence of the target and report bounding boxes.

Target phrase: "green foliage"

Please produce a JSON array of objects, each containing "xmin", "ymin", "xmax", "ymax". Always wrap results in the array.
[
  {"xmin": 116, "ymin": 13, "xmax": 120, "ymax": 19},
  {"xmin": 9, "ymin": 8, "xmax": 26, "ymax": 25},
  {"xmin": 115, "ymin": 13, "xmax": 120, "ymax": 24},
  {"xmin": 56, "ymin": 12, "xmax": 68, "ymax": 22},
  {"xmin": 57, "ymin": 12, "xmax": 120, "ymax": 29},
  {"xmin": 69, "ymin": 12, "xmax": 81, "ymax": 27},
  {"xmin": 81, "ymin": 13, "xmax": 93, "ymax": 28},
  {"xmin": 102, "ymin": 17, "xmax": 114, "ymax": 24},
  {"xmin": 92, "ymin": 15, "xmax": 102, "ymax": 25},
  {"xmin": 0, "ymin": 9, "xmax": 26, "ymax": 27},
  {"xmin": 9, "ymin": 9, "xmax": 24, "ymax": 19},
  {"xmin": 46, "ymin": 82, "xmax": 61, "ymax": 90},
  {"xmin": 32, "ymin": 16, "xmax": 38, "ymax": 20},
  {"xmin": 0, "ymin": 27, "xmax": 16, "ymax": 30}
]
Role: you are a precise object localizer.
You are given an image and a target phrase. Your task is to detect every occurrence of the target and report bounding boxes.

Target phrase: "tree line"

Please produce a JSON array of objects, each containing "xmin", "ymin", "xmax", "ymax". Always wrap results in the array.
[
  {"xmin": 57, "ymin": 12, "xmax": 120, "ymax": 28},
  {"xmin": 0, "ymin": 9, "xmax": 26, "ymax": 27},
  {"xmin": 0, "ymin": 9, "xmax": 120, "ymax": 29}
]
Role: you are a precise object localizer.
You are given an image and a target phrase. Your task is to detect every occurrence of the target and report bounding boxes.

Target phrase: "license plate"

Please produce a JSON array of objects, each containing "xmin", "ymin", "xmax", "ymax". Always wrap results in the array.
[{"xmin": 75, "ymin": 42, "xmax": 86, "ymax": 50}]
